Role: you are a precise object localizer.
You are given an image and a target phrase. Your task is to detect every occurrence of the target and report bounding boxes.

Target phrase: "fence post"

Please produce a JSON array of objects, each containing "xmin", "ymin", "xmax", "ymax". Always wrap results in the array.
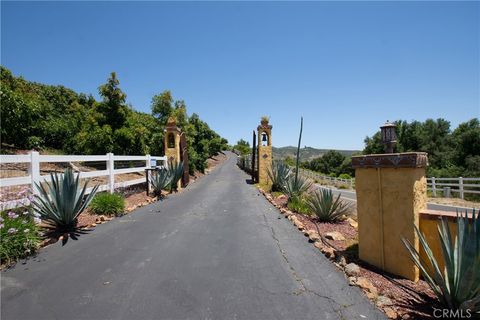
[
  {"xmin": 146, "ymin": 154, "xmax": 151, "ymax": 192},
  {"xmin": 431, "ymin": 177, "xmax": 436, "ymax": 197},
  {"xmin": 459, "ymin": 177, "xmax": 464, "ymax": 199},
  {"xmin": 29, "ymin": 151, "xmax": 40, "ymax": 196},
  {"xmin": 107, "ymin": 153, "xmax": 114, "ymax": 194}
]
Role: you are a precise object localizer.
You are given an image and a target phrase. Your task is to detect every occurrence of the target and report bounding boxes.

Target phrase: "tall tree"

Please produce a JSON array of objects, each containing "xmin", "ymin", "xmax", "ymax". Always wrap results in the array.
[{"xmin": 97, "ymin": 72, "xmax": 128, "ymax": 130}]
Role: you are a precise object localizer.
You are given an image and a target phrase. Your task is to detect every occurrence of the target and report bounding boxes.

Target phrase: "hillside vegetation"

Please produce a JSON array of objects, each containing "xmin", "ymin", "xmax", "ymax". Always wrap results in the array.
[
  {"xmin": 364, "ymin": 118, "xmax": 480, "ymax": 178},
  {"xmin": 272, "ymin": 146, "xmax": 358, "ymax": 161},
  {"xmin": 0, "ymin": 66, "xmax": 228, "ymax": 174}
]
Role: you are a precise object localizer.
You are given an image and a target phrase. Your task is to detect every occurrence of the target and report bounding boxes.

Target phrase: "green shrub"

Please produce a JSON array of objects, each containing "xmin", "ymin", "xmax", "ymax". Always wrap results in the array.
[
  {"xmin": 403, "ymin": 209, "xmax": 480, "ymax": 313},
  {"xmin": 90, "ymin": 193, "xmax": 125, "ymax": 216},
  {"xmin": 268, "ymin": 161, "xmax": 291, "ymax": 192},
  {"xmin": 32, "ymin": 168, "xmax": 99, "ymax": 232},
  {"xmin": 338, "ymin": 173, "xmax": 352, "ymax": 180},
  {"xmin": 0, "ymin": 207, "xmax": 41, "ymax": 265},
  {"xmin": 287, "ymin": 197, "xmax": 311, "ymax": 215},
  {"xmin": 307, "ymin": 188, "xmax": 352, "ymax": 222}
]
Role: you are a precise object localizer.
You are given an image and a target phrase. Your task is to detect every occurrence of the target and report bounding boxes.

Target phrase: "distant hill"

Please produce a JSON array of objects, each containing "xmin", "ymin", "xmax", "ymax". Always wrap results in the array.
[{"xmin": 272, "ymin": 146, "xmax": 360, "ymax": 161}]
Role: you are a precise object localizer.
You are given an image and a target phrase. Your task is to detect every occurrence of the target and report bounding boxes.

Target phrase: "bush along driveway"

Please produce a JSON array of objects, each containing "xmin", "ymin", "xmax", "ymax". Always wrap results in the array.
[{"xmin": 1, "ymin": 153, "xmax": 385, "ymax": 320}]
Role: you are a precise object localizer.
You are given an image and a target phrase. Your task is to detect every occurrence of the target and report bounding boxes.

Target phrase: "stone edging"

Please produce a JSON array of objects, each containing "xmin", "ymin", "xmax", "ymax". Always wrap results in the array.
[{"xmin": 258, "ymin": 187, "xmax": 399, "ymax": 319}]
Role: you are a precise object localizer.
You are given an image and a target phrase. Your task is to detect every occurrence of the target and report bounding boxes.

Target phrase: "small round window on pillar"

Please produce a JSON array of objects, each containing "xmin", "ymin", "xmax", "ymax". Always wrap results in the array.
[
  {"xmin": 261, "ymin": 132, "xmax": 269, "ymax": 146},
  {"xmin": 168, "ymin": 133, "xmax": 175, "ymax": 148}
]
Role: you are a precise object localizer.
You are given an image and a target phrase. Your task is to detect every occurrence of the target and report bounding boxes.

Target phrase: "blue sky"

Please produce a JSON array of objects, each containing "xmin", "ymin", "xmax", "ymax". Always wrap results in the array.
[{"xmin": 2, "ymin": 1, "xmax": 479, "ymax": 150}]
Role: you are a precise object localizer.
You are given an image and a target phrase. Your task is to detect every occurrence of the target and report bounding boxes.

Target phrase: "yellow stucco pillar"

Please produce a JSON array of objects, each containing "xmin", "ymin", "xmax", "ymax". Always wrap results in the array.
[
  {"xmin": 257, "ymin": 119, "xmax": 273, "ymax": 187},
  {"xmin": 352, "ymin": 152, "xmax": 428, "ymax": 281},
  {"xmin": 164, "ymin": 116, "xmax": 182, "ymax": 191}
]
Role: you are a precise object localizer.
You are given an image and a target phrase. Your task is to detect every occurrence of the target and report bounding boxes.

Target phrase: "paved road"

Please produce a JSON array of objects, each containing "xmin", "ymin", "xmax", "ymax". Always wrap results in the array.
[
  {"xmin": 315, "ymin": 185, "xmax": 474, "ymax": 213},
  {"xmin": 1, "ymin": 153, "xmax": 385, "ymax": 320}
]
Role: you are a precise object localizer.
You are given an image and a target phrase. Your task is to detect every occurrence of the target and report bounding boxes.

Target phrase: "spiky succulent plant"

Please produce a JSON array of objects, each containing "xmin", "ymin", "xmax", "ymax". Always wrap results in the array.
[
  {"xmin": 403, "ymin": 209, "xmax": 480, "ymax": 313},
  {"xmin": 306, "ymin": 188, "xmax": 351, "ymax": 222},
  {"xmin": 150, "ymin": 168, "xmax": 171, "ymax": 196},
  {"xmin": 32, "ymin": 168, "xmax": 99, "ymax": 232},
  {"xmin": 268, "ymin": 161, "xmax": 291, "ymax": 192},
  {"xmin": 167, "ymin": 161, "xmax": 184, "ymax": 193}
]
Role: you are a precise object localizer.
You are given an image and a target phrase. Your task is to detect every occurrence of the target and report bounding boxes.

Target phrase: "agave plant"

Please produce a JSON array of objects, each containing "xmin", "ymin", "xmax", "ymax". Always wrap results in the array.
[
  {"xmin": 32, "ymin": 168, "xmax": 99, "ymax": 232},
  {"xmin": 403, "ymin": 209, "xmax": 480, "ymax": 313},
  {"xmin": 268, "ymin": 161, "xmax": 291, "ymax": 192},
  {"xmin": 149, "ymin": 168, "xmax": 171, "ymax": 197},
  {"xmin": 284, "ymin": 174, "xmax": 312, "ymax": 201},
  {"xmin": 167, "ymin": 161, "xmax": 184, "ymax": 193},
  {"xmin": 307, "ymin": 188, "xmax": 351, "ymax": 222}
]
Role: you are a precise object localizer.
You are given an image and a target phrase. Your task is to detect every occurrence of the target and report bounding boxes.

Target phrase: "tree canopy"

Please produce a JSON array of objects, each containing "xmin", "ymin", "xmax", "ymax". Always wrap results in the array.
[
  {"xmin": 0, "ymin": 66, "xmax": 228, "ymax": 173},
  {"xmin": 363, "ymin": 118, "xmax": 480, "ymax": 177}
]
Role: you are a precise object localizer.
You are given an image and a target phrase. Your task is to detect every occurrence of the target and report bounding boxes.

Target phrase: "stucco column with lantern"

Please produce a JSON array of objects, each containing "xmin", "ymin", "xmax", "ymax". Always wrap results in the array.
[
  {"xmin": 164, "ymin": 116, "xmax": 182, "ymax": 191},
  {"xmin": 352, "ymin": 122, "xmax": 428, "ymax": 281},
  {"xmin": 257, "ymin": 117, "xmax": 273, "ymax": 187}
]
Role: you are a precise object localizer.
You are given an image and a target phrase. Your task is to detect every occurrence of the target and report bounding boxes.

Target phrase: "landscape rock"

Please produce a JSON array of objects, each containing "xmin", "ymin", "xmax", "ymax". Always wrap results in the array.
[
  {"xmin": 337, "ymin": 255, "xmax": 347, "ymax": 267},
  {"xmin": 376, "ymin": 295, "xmax": 393, "ymax": 308},
  {"xmin": 356, "ymin": 277, "xmax": 376, "ymax": 291},
  {"xmin": 325, "ymin": 231, "xmax": 346, "ymax": 241},
  {"xmin": 347, "ymin": 217, "xmax": 358, "ymax": 228},
  {"xmin": 366, "ymin": 290, "xmax": 378, "ymax": 300},
  {"xmin": 307, "ymin": 230, "xmax": 320, "ymax": 242},
  {"xmin": 321, "ymin": 246, "xmax": 336, "ymax": 259},
  {"xmin": 384, "ymin": 307, "xmax": 398, "ymax": 319},
  {"xmin": 348, "ymin": 276, "xmax": 357, "ymax": 286},
  {"xmin": 314, "ymin": 241, "xmax": 323, "ymax": 250},
  {"xmin": 355, "ymin": 277, "xmax": 378, "ymax": 299},
  {"xmin": 344, "ymin": 263, "xmax": 361, "ymax": 276}
]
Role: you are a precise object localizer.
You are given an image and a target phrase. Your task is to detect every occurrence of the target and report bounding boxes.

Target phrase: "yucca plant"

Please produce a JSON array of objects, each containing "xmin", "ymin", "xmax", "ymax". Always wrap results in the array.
[
  {"xmin": 284, "ymin": 116, "xmax": 312, "ymax": 202},
  {"xmin": 150, "ymin": 168, "xmax": 171, "ymax": 196},
  {"xmin": 32, "ymin": 168, "xmax": 99, "ymax": 232},
  {"xmin": 403, "ymin": 209, "xmax": 480, "ymax": 313},
  {"xmin": 167, "ymin": 161, "xmax": 184, "ymax": 193},
  {"xmin": 268, "ymin": 161, "xmax": 291, "ymax": 192},
  {"xmin": 307, "ymin": 188, "xmax": 351, "ymax": 222}
]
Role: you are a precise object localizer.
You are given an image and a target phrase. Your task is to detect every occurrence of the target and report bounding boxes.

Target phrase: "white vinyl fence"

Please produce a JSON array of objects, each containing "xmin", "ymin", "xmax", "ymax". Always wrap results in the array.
[
  {"xmin": 428, "ymin": 177, "xmax": 480, "ymax": 199},
  {"xmin": 297, "ymin": 168, "xmax": 355, "ymax": 189},
  {"xmin": 0, "ymin": 152, "xmax": 167, "ymax": 209}
]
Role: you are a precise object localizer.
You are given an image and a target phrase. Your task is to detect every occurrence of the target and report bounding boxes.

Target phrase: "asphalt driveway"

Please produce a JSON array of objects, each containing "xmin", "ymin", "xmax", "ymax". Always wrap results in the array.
[{"xmin": 1, "ymin": 152, "xmax": 385, "ymax": 320}]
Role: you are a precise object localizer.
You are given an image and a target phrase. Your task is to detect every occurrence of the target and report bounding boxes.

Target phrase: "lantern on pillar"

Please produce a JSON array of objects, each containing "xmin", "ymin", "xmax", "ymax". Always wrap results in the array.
[{"xmin": 380, "ymin": 121, "xmax": 397, "ymax": 154}]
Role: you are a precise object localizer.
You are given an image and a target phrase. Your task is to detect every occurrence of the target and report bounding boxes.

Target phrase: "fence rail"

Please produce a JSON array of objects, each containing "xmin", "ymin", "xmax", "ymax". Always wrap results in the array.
[
  {"xmin": 297, "ymin": 168, "xmax": 355, "ymax": 189},
  {"xmin": 428, "ymin": 177, "xmax": 480, "ymax": 199},
  {"xmin": 0, "ymin": 152, "xmax": 167, "ymax": 209}
]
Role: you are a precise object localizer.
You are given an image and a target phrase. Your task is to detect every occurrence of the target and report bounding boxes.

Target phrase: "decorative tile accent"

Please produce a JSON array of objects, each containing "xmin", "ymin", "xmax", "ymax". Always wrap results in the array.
[{"xmin": 352, "ymin": 152, "xmax": 428, "ymax": 169}]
